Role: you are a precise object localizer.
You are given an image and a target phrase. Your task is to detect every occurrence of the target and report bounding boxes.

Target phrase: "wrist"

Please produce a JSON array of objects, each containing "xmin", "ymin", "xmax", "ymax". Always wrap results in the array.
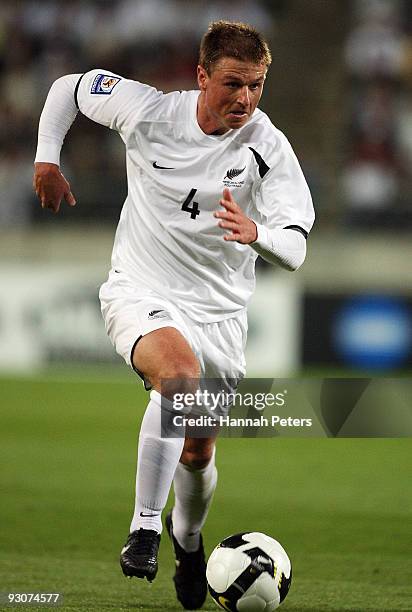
[
  {"xmin": 248, "ymin": 221, "xmax": 258, "ymax": 244},
  {"xmin": 34, "ymin": 162, "xmax": 60, "ymax": 169}
]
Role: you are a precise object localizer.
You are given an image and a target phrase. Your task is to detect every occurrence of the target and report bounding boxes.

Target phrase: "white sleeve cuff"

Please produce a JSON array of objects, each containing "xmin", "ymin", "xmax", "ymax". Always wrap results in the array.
[
  {"xmin": 34, "ymin": 74, "xmax": 81, "ymax": 166},
  {"xmin": 34, "ymin": 138, "xmax": 64, "ymax": 166},
  {"xmin": 251, "ymin": 224, "xmax": 307, "ymax": 271}
]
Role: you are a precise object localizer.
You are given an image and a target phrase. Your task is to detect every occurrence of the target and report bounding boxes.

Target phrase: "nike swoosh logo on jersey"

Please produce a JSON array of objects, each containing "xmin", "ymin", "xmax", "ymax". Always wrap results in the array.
[
  {"xmin": 153, "ymin": 161, "xmax": 175, "ymax": 170},
  {"xmin": 140, "ymin": 511, "xmax": 160, "ymax": 517}
]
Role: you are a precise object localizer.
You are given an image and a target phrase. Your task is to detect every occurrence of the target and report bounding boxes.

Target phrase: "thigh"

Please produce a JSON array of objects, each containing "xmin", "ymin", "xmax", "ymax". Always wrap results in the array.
[
  {"xmin": 187, "ymin": 312, "xmax": 247, "ymax": 417},
  {"xmin": 132, "ymin": 327, "xmax": 200, "ymax": 392},
  {"xmin": 199, "ymin": 310, "xmax": 248, "ymax": 384},
  {"xmin": 99, "ymin": 271, "xmax": 199, "ymax": 389}
]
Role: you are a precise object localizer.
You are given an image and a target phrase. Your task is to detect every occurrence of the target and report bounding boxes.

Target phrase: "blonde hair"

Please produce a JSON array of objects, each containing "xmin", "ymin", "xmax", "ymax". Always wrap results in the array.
[{"xmin": 199, "ymin": 21, "xmax": 272, "ymax": 75}]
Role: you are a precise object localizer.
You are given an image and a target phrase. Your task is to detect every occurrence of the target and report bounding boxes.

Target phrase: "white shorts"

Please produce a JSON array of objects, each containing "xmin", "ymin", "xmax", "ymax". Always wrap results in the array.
[{"xmin": 99, "ymin": 270, "xmax": 247, "ymax": 390}]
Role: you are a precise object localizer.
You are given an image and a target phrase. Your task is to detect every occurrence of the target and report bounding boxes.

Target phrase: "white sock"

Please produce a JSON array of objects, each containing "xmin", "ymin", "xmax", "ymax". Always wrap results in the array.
[
  {"xmin": 172, "ymin": 448, "xmax": 217, "ymax": 552},
  {"xmin": 130, "ymin": 390, "xmax": 185, "ymax": 534}
]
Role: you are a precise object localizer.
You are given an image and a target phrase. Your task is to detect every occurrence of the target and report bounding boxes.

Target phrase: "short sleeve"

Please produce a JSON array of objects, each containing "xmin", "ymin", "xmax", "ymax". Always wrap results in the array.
[
  {"xmin": 76, "ymin": 69, "xmax": 162, "ymax": 137},
  {"xmin": 255, "ymin": 133, "xmax": 315, "ymax": 236}
]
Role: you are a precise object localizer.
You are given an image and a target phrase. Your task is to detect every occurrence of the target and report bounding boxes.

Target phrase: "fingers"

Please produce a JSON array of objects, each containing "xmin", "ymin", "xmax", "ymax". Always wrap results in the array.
[
  {"xmin": 223, "ymin": 233, "xmax": 240, "ymax": 242},
  {"xmin": 214, "ymin": 210, "xmax": 236, "ymax": 222},
  {"xmin": 222, "ymin": 229, "xmax": 255, "ymax": 244},
  {"xmin": 214, "ymin": 192, "xmax": 258, "ymax": 244},
  {"xmin": 33, "ymin": 167, "xmax": 76, "ymax": 213},
  {"xmin": 219, "ymin": 195, "xmax": 238, "ymax": 214},
  {"xmin": 216, "ymin": 219, "xmax": 239, "ymax": 231},
  {"xmin": 41, "ymin": 198, "xmax": 61, "ymax": 213},
  {"xmin": 218, "ymin": 187, "xmax": 239, "ymax": 214},
  {"xmin": 37, "ymin": 186, "xmax": 61, "ymax": 212},
  {"xmin": 65, "ymin": 190, "xmax": 76, "ymax": 207},
  {"xmin": 215, "ymin": 188, "xmax": 243, "ymax": 240},
  {"xmin": 34, "ymin": 182, "xmax": 61, "ymax": 213},
  {"xmin": 222, "ymin": 187, "xmax": 234, "ymax": 202}
]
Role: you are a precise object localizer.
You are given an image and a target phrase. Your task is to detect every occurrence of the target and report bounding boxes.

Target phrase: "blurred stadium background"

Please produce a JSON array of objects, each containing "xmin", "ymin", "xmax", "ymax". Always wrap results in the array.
[
  {"xmin": 1, "ymin": 0, "xmax": 412, "ymax": 376},
  {"xmin": 1, "ymin": 2, "xmax": 412, "ymax": 611}
]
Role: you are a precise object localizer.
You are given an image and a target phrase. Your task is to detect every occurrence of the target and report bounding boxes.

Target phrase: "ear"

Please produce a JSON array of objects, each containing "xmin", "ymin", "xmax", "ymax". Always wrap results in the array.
[{"xmin": 197, "ymin": 65, "xmax": 208, "ymax": 92}]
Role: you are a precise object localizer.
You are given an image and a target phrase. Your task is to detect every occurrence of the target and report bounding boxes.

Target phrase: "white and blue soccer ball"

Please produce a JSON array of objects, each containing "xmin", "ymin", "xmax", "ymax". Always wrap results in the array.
[{"xmin": 206, "ymin": 532, "xmax": 292, "ymax": 612}]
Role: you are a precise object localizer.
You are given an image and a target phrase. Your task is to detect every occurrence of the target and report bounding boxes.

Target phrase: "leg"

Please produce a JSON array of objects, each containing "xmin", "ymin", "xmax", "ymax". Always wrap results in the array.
[
  {"xmin": 130, "ymin": 326, "xmax": 199, "ymax": 533},
  {"xmin": 121, "ymin": 327, "xmax": 200, "ymax": 581},
  {"xmin": 165, "ymin": 312, "xmax": 245, "ymax": 605},
  {"xmin": 180, "ymin": 436, "xmax": 217, "ymax": 469},
  {"xmin": 133, "ymin": 326, "xmax": 200, "ymax": 397},
  {"xmin": 172, "ymin": 436, "xmax": 218, "ymax": 551},
  {"xmin": 166, "ymin": 436, "xmax": 218, "ymax": 610}
]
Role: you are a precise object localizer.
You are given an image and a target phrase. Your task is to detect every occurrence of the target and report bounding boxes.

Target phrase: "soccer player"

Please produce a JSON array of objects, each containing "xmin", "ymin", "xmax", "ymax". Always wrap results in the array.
[{"xmin": 33, "ymin": 21, "xmax": 314, "ymax": 610}]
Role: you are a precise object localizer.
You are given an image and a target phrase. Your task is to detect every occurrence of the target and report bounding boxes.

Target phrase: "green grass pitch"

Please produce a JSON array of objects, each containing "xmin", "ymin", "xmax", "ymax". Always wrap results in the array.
[{"xmin": 1, "ymin": 369, "xmax": 411, "ymax": 611}]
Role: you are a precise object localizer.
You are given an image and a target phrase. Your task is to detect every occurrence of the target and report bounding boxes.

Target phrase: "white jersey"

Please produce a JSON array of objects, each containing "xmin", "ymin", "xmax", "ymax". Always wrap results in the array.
[{"xmin": 70, "ymin": 70, "xmax": 314, "ymax": 321}]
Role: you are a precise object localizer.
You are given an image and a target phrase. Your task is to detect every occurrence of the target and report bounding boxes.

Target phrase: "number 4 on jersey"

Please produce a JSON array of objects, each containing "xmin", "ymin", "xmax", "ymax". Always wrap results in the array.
[{"xmin": 181, "ymin": 188, "xmax": 200, "ymax": 219}]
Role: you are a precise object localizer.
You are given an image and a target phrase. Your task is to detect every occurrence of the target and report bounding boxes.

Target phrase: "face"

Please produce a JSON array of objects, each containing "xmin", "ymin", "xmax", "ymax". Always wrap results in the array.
[{"xmin": 197, "ymin": 57, "xmax": 267, "ymax": 135}]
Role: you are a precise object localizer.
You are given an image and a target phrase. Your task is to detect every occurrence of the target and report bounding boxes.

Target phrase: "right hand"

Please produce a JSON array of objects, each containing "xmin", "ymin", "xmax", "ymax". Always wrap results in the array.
[{"xmin": 33, "ymin": 162, "xmax": 76, "ymax": 213}]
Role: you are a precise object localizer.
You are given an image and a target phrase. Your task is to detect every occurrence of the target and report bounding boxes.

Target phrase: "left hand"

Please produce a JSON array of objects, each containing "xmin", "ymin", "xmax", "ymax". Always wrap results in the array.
[{"xmin": 214, "ymin": 188, "xmax": 257, "ymax": 244}]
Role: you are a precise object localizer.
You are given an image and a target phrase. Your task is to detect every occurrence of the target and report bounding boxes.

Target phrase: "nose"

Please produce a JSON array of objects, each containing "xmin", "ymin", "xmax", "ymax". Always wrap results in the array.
[{"xmin": 237, "ymin": 86, "xmax": 250, "ymax": 107}]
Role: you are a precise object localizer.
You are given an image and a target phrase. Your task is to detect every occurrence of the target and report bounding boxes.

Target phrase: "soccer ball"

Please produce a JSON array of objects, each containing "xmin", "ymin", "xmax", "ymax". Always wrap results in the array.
[{"xmin": 206, "ymin": 532, "xmax": 292, "ymax": 612}]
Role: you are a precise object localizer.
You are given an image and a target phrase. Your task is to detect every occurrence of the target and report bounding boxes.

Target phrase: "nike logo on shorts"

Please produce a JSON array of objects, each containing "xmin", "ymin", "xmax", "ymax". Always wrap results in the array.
[
  {"xmin": 153, "ymin": 161, "xmax": 175, "ymax": 170},
  {"xmin": 148, "ymin": 309, "xmax": 170, "ymax": 320}
]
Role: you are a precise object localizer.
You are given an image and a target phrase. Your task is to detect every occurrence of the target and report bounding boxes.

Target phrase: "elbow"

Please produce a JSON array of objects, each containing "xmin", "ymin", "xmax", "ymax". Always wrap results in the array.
[
  {"xmin": 279, "ymin": 246, "xmax": 307, "ymax": 272},
  {"xmin": 277, "ymin": 229, "xmax": 307, "ymax": 271},
  {"xmin": 280, "ymin": 257, "xmax": 304, "ymax": 272},
  {"xmin": 282, "ymin": 262, "xmax": 299, "ymax": 272},
  {"xmin": 252, "ymin": 229, "xmax": 308, "ymax": 271}
]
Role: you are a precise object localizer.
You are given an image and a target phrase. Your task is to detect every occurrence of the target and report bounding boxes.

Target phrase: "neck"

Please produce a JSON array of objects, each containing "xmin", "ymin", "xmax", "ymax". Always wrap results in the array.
[{"xmin": 196, "ymin": 92, "xmax": 229, "ymax": 136}]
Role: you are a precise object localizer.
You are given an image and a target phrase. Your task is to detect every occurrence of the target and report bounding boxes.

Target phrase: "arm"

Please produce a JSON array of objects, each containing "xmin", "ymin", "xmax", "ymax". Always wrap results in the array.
[
  {"xmin": 248, "ymin": 222, "xmax": 307, "ymax": 271},
  {"xmin": 33, "ymin": 74, "xmax": 81, "ymax": 212},
  {"xmin": 215, "ymin": 132, "xmax": 315, "ymax": 271},
  {"xmin": 252, "ymin": 135, "xmax": 314, "ymax": 270},
  {"xmin": 214, "ymin": 188, "xmax": 307, "ymax": 271},
  {"xmin": 34, "ymin": 69, "xmax": 161, "ymax": 213}
]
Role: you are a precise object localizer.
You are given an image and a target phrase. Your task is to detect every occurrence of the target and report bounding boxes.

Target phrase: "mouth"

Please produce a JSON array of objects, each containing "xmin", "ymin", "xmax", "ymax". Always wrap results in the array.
[{"xmin": 227, "ymin": 110, "xmax": 248, "ymax": 120}]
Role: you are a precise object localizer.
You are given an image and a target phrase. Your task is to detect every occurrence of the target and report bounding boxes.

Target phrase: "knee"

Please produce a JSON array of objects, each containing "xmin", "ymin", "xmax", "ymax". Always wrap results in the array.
[
  {"xmin": 180, "ymin": 439, "xmax": 215, "ymax": 470},
  {"xmin": 132, "ymin": 327, "xmax": 200, "ymax": 398},
  {"xmin": 162, "ymin": 351, "xmax": 200, "ymax": 380},
  {"xmin": 158, "ymin": 357, "xmax": 200, "ymax": 400}
]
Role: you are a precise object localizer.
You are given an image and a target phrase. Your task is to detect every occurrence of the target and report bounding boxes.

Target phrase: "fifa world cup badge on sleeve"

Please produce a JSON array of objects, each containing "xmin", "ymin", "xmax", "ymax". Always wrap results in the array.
[{"xmin": 91, "ymin": 74, "xmax": 121, "ymax": 95}]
